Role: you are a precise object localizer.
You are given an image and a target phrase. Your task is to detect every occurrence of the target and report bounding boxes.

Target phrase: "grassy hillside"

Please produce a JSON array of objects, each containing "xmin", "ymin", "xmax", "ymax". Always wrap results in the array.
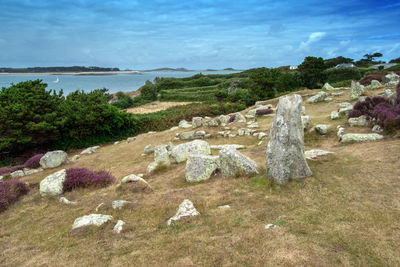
[{"xmin": 1, "ymin": 84, "xmax": 400, "ymax": 266}]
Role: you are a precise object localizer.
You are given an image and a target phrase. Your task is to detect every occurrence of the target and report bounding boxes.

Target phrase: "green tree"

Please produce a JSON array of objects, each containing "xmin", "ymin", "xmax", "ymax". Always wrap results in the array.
[
  {"xmin": 248, "ymin": 67, "xmax": 280, "ymax": 100},
  {"xmin": 0, "ymin": 80, "xmax": 63, "ymax": 154},
  {"xmin": 140, "ymin": 80, "xmax": 158, "ymax": 101},
  {"xmin": 324, "ymin": 56, "xmax": 354, "ymax": 68},
  {"xmin": 298, "ymin": 56, "xmax": 327, "ymax": 88}
]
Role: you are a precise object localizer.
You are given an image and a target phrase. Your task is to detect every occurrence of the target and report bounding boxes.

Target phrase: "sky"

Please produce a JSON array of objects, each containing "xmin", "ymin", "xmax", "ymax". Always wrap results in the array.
[{"xmin": 0, "ymin": 0, "xmax": 399, "ymax": 70}]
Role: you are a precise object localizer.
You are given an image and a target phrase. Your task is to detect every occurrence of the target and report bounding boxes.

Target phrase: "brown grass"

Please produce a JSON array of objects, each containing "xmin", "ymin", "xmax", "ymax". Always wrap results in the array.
[
  {"xmin": 126, "ymin": 101, "xmax": 193, "ymax": 114},
  {"xmin": 1, "ymin": 85, "xmax": 400, "ymax": 266}
]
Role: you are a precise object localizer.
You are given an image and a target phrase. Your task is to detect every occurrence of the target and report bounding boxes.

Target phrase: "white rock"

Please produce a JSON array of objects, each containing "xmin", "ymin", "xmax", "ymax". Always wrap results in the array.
[
  {"xmin": 218, "ymin": 205, "xmax": 231, "ymax": 209},
  {"xmin": 258, "ymin": 132, "xmax": 267, "ymax": 140},
  {"xmin": 10, "ymin": 170, "xmax": 24, "ymax": 178},
  {"xmin": 171, "ymin": 140, "xmax": 211, "ymax": 163},
  {"xmin": 306, "ymin": 91, "xmax": 328, "ymax": 103},
  {"xmin": 113, "ymin": 220, "xmax": 126, "ymax": 234},
  {"xmin": 40, "ymin": 150, "xmax": 68, "ymax": 168},
  {"xmin": 372, "ymin": 124, "xmax": 384, "ymax": 133},
  {"xmin": 322, "ymin": 82, "xmax": 336, "ymax": 91},
  {"xmin": 315, "ymin": 124, "xmax": 330, "ymax": 135},
  {"xmin": 0, "ymin": 176, "xmax": 3, "ymax": 180},
  {"xmin": 348, "ymin": 115, "xmax": 368, "ymax": 127},
  {"xmin": 264, "ymin": 224, "xmax": 278, "ymax": 229},
  {"xmin": 39, "ymin": 169, "xmax": 66, "ymax": 196},
  {"xmin": 330, "ymin": 111, "xmax": 339, "ymax": 120},
  {"xmin": 154, "ymin": 145, "xmax": 170, "ymax": 166},
  {"xmin": 341, "ymin": 133, "xmax": 384, "ymax": 143},
  {"xmin": 71, "ymin": 155, "xmax": 80, "ymax": 161},
  {"xmin": 167, "ymin": 199, "xmax": 200, "ymax": 226},
  {"xmin": 210, "ymin": 144, "xmax": 245, "ymax": 150},
  {"xmin": 337, "ymin": 127, "xmax": 345, "ymax": 138},
  {"xmin": 24, "ymin": 168, "xmax": 43, "ymax": 176},
  {"xmin": 180, "ymin": 131, "xmax": 195, "ymax": 140},
  {"xmin": 146, "ymin": 162, "xmax": 158, "ymax": 174},
  {"xmin": 60, "ymin": 197, "xmax": 76, "ymax": 205},
  {"xmin": 350, "ymin": 81, "xmax": 364, "ymax": 100},
  {"xmin": 301, "ymin": 116, "xmax": 311, "ymax": 129},
  {"xmin": 170, "ymin": 126, "xmax": 179, "ymax": 131},
  {"xmin": 127, "ymin": 137, "xmax": 136, "ymax": 143},
  {"xmin": 72, "ymin": 214, "xmax": 113, "ymax": 230},
  {"xmin": 382, "ymin": 72, "xmax": 399, "ymax": 85},
  {"xmin": 95, "ymin": 203, "xmax": 104, "ymax": 212},
  {"xmin": 305, "ymin": 149, "xmax": 334, "ymax": 160},
  {"xmin": 143, "ymin": 144, "xmax": 154, "ymax": 155},
  {"xmin": 112, "ymin": 200, "xmax": 131, "ymax": 210},
  {"xmin": 219, "ymin": 148, "xmax": 258, "ymax": 178},
  {"xmin": 81, "ymin": 146, "xmax": 99, "ymax": 155},
  {"xmin": 258, "ymin": 141, "xmax": 263, "ymax": 146},
  {"xmin": 185, "ymin": 155, "xmax": 219, "ymax": 182}
]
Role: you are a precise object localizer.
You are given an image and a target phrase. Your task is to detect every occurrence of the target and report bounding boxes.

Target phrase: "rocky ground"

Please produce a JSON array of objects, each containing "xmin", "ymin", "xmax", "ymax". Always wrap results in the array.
[{"xmin": 1, "ymin": 82, "xmax": 400, "ymax": 266}]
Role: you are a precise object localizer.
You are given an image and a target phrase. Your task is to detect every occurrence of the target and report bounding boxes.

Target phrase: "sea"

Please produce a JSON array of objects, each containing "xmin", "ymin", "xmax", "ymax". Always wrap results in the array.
[{"xmin": 0, "ymin": 70, "xmax": 239, "ymax": 95}]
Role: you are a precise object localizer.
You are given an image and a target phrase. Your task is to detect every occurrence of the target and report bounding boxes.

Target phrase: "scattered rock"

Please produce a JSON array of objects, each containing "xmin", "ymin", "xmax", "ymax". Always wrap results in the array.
[
  {"xmin": 147, "ymin": 131, "xmax": 156, "ymax": 134},
  {"xmin": 192, "ymin": 117, "xmax": 203, "ymax": 128},
  {"xmin": 264, "ymin": 224, "xmax": 278, "ymax": 229},
  {"xmin": 40, "ymin": 150, "xmax": 68, "ymax": 168},
  {"xmin": 39, "ymin": 169, "xmax": 66, "ymax": 196},
  {"xmin": 114, "ymin": 141, "xmax": 119, "ymax": 145},
  {"xmin": 218, "ymin": 115, "xmax": 230, "ymax": 124},
  {"xmin": 348, "ymin": 115, "xmax": 368, "ymax": 127},
  {"xmin": 146, "ymin": 162, "xmax": 158, "ymax": 174},
  {"xmin": 266, "ymin": 94, "xmax": 312, "ymax": 183},
  {"xmin": 120, "ymin": 174, "xmax": 153, "ymax": 193},
  {"xmin": 113, "ymin": 220, "xmax": 126, "ymax": 234},
  {"xmin": 340, "ymin": 133, "xmax": 384, "ymax": 143},
  {"xmin": 166, "ymin": 142, "xmax": 174, "ymax": 151},
  {"xmin": 337, "ymin": 126, "xmax": 345, "ymax": 138},
  {"xmin": 72, "ymin": 214, "xmax": 113, "ymax": 230},
  {"xmin": 315, "ymin": 124, "xmax": 330, "ymax": 135},
  {"xmin": 179, "ymin": 120, "xmax": 192, "ymax": 129},
  {"xmin": 384, "ymin": 89, "xmax": 393, "ymax": 97},
  {"xmin": 127, "ymin": 137, "xmax": 136, "ymax": 143},
  {"xmin": 258, "ymin": 132, "xmax": 267, "ymax": 140},
  {"xmin": 10, "ymin": 170, "xmax": 24, "ymax": 178},
  {"xmin": 305, "ymin": 149, "xmax": 334, "ymax": 160},
  {"xmin": 143, "ymin": 144, "xmax": 154, "ymax": 155},
  {"xmin": 338, "ymin": 103, "xmax": 353, "ymax": 117},
  {"xmin": 219, "ymin": 148, "xmax": 258, "ymax": 177},
  {"xmin": 81, "ymin": 146, "xmax": 100, "ymax": 155},
  {"xmin": 322, "ymin": 82, "xmax": 336, "ymax": 91},
  {"xmin": 382, "ymin": 72, "xmax": 399, "ymax": 85},
  {"xmin": 112, "ymin": 200, "xmax": 131, "ymax": 210},
  {"xmin": 170, "ymin": 126, "xmax": 179, "ymax": 131},
  {"xmin": 167, "ymin": 199, "xmax": 200, "ymax": 226},
  {"xmin": 228, "ymin": 112, "xmax": 246, "ymax": 123},
  {"xmin": 71, "ymin": 155, "xmax": 80, "ymax": 161},
  {"xmin": 60, "ymin": 197, "xmax": 77, "ymax": 205},
  {"xmin": 180, "ymin": 131, "xmax": 195, "ymax": 140},
  {"xmin": 332, "ymin": 92, "xmax": 344, "ymax": 96},
  {"xmin": 210, "ymin": 144, "xmax": 245, "ymax": 150},
  {"xmin": 350, "ymin": 81, "xmax": 364, "ymax": 100},
  {"xmin": 185, "ymin": 155, "xmax": 219, "ymax": 182},
  {"xmin": 171, "ymin": 140, "xmax": 211, "ymax": 163},
  {"xmin": 306, "ymin": 91, "xmax": 328, "ymax": 103},
  {"xmin": 372, "ymin": 124, "xmax": 384, "ymax": 133},
  {"xmin": 330, "ymin": 111, "xmax": 339, "ymax": 120},
  {"xmin": 218, "ymin": 205, "xmax": 231, "ymax": 209},
  {"xmin": 194, "ymin": 130, "xmax": 206, "ymax": 139},
  {"xmin": 369, "ymin": 80, "xmax": 382, "ymax": 89},
  {"xmin": 0, "ymin": 176, "xmax": 3, "ymax": 180},
  {"xmin": 154, "ymin": 145, "xmax": 170, "ymax": 166}
]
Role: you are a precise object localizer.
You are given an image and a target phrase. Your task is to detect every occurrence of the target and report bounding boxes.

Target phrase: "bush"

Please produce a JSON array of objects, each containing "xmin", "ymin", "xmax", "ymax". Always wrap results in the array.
[
  {"xmin": 359, "ymin": 73, "xmax": 386, "ymax": 86},
  {"xmin": 0, "ymin": 179, "xmax": 30, "ymax": 213},
  {"xmin": 23, "ymin": 153, "xmax": 44, "ymax": 169},
  {"xmin": 248, "ymin": 68, "xmax": 280, "ymax": 100},
  {"xmin": 63, "ymin": 168, "xmax": 115, "ymax": 192},
  {"xmin": 349, "ymin": 82, "xmax": 400, "ymax": 129},
  {"xmin": 324, "ymin": 67, "xmax": 361, "ymax": 83},
  {"xmin": 140, "ymin": 81, "xmax": 158, "ymax": 101},
  {"xmin": 256, "ymin": 108, "xmax": 273, "ymax": 116},
  {"xmin": 331, "ymin": 79, "xmax": 352, "ymax": 87},
  {"xmin": 226, "ymin": 89, "xmax": 256, "ymax": 106},
  {"xmin": 0, "ymin": 165, "xmax": 25, "ymax": 176},
  {"xmin": 298, "ymin": 56, "xmax": 328, "ymax": 88},
  {"xmin": 111, "ymin": 92, "xmax": 134, "ymax": 109}
]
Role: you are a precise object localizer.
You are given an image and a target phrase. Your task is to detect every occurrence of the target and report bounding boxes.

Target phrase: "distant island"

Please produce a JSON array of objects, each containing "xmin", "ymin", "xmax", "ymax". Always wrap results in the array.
[
  {"xmin": 0, "ymin": 66, "xmax": 120, "ymax": 74},
  {"xmin": 142, "ymin": 67, "xmax": 241, "ymax": 72}
]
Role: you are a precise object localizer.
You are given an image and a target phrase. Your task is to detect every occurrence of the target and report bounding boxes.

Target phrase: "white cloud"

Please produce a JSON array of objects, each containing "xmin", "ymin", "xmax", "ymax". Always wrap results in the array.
[{"xmin": 297, "ymin": 32, "xmax": 326, "ymax": 52}]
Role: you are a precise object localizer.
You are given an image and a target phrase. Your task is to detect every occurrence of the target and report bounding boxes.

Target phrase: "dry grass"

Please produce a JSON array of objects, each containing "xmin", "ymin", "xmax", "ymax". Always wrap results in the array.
[
  {"xmin": 1, "ymin": 86, "xmax": 400, "ymax": 266},
  {"xmin": 126, "ymin": 101, "xmax": 193, "ymax": 114}
]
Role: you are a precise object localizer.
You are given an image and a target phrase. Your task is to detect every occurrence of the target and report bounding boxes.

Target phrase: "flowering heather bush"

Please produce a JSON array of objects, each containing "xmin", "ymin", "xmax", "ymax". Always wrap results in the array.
[
  {"xmin": 0, "ymin": 165, "xmax": 25, "ymax": 176},
  {"xmin": 23, "ymin": 153, "xmax": 44, "ymax": 169},
  {"xmin": 256, "ymin": 108, "xmax": 273, "ymax": 116},
  {"xmin": 0, "ymin": 179, "xmax": 30, "ymax": 213},
  {"xmin": 359, "ymin": 73, "xmax": 385, "ymax": 86},
  {"xmin": 349, "ymin": 82, "xmax": 400, "ymax": 129},
  {"xmin": 63, "ymin": 168, "xmax": 115, "ymax": 192},
  {"xmin": 228, "ymin": 114, "xmax": 236, "ymax": 123}
]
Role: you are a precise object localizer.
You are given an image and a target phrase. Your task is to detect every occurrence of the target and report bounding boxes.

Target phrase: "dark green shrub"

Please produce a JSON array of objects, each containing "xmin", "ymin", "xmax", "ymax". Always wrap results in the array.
[
  {"xmin": 226, "ymin": 89, "xmax": 256, "ymax": 106},
  {"xmin": 274, "ymin": 72, "xmax": 302, "ymax": 93},
  {"xmin": 248, "ymin": 68, "xmax": 280, "ymax": 99},
  {"xmin": 298, "ymin": 56, "xmax": 328, "ymax": 88},
  {"xmin": 140, "ymin": 81, "xmax": 158, "ymax": 101},
  {"xmin": 111, "ymin": 92, "xmax": 134, "ymax": 109},
  {"xmin": 324, "ymin": 67, "xmax": 361, "ymax": 83}
]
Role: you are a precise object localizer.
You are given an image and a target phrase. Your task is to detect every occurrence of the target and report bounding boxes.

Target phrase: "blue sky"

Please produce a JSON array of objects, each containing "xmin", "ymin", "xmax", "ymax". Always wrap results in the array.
[{"xmin": 0, "ymin": 0, "xmax": 399, "ymax": 69}]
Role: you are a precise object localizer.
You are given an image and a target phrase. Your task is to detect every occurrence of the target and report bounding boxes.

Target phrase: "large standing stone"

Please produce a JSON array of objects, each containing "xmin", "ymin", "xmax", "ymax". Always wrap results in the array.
[
  {"xmin": 266, "ymin": 94, "xmax": 312, "ymax": 183},
  {"xmin": 39, "ymin": 169, "xmax": 67, "ymax": 196},
  {"xmin": 350, "ymin": 81, "xmax": 364, "ymax": 100},
  {"xmin": 154, "ymin": 145, "xmax": 170, "ymax": 166},
  {"xmin": 185, "ymin": 155, "xmax": 219, "ymax": 182},
  {"xmin": 171, "ymin": 140, "xmax": 211, "ymax": 163},
  {"xmin": 39, "ymin": 151, "xmax": 68, "ymax": 169},
  {"xmin": 167, "ymin": 199, "xmax": 200, "ymax": 225},
  {"xmin": 306, "ymin": 91, "xmax": 328, "ymax": 103},
  {"xmin": 219, "ymin": 148, "xmax": 258, "ymax": 177},
  {"xmin": 72, "ymin": 214, "xmax": 113, "ymax": 230}
]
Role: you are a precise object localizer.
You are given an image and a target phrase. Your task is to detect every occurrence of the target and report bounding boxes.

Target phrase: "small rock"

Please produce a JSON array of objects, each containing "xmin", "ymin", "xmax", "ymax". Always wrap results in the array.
[
  {"xmin": 10, "ymin": 170, "xmax": 24, "ymax": 178},
  {"xmin": 113, "ymin": 220, "xmax": 126, "ymax": 234},
  {"xmin": 218, "ymin": 205, "xmax": 231, "ymax": 209},
  {"xmin": 147, "ymin": 131, "xmax": 156, "ymax": 134},
  {"xmin": 143, "ymin": 144, "xmax": 154, "ymax": 155},
  {"xmin": 192, "ymin": 117, "xmax": 203, "ymax": 128},
  {"xmin": 95, "ymin": 203, "xmax": 104, "ymax": 212},
  {"xmin": 330, "ymin": 111, "xmax": 339, "ymax": 120},
  {"xmin": 39, "ymin": 169, "xmax": 66, "ymax": 196},
  {"xmin": 348, "ymin": 115, "xmax": 368, "ymax": 127},
  {"xmin": 315, "ymin": 124, "xmax": 330, "ymax": 135},
  {"xmin": 72, "ymin": 214, "xmax": 113, "ymax": 230},
  {"xmin": 322, "ymin": 82, "xmax": 336, "ymax": 91},
  {"xmin": 219, "ymin": 148, "xmax": 258, "ymax": 177},
  {"xmin": 332, "ymin": 92, "xmax": 344, "ymax": 96},
  {"xmin": 40, "ymin": 150, "xmax": 68, "ymax": 168},
  {"xmin": 305, "ymin": 149, "xmax": 334, "ymax": 160},
  {"xmin": 301, "ymin": 116, "xmax": 311, "ymax": 129},
  {"xmin": 146, "ymin": 162, "xmax": 158, "ymax": 174},
  {"xmin": 194, "ymin": 130, "xmax": 206, "ymax": 139},
  {"xmin": 154, "ymin": 145, "xmax": 170, "ymax": 166},
  {"xmin": 340, "ymin": 133, "xmax": 384, "ymax": 143},
  {"xmin": 170, "ymin": 126, "xmax": 179, "ymax": 131},
  {"xmin": 258, "ymin": 141, "xmax": 263, "ymax": 146},
  {"xmin": 167, "ymin": 199, "xmax": 200, "ymax": 226},
  {"xmin": 337, "ymin": 127, "xmax": 345, "ymax": 138},
  {"xmin": 372, "ymin": 124, "xmax": 384, "ymax": 133},
  {"xmin": 210, "ymin": 144, "xmax": 245, "ymax": 150},
  {"xmin": 264, "ymin": 224, "xmax": 278, "ymax": 229},
  {"xmin": 180, "ymin": 131, "xmax": 195, "ymax": 140},
  {"xmin": 306, "ymin": 91, "xmax": 328, "ymax": 103},
  {"xmin": 120, "ymin": 174, "xmax": 153, "ymax": 192},
  {"xmin": 127, "ymin": 137, "xmax": 136, "ymax": 143},
  {"xmin": 185, "ymin": 155, "xmax": 219, "ymax": 182},
  {"xmin": 258, "ymin": 132, "xmax": 267, "ymax": 140},
  {"xmin": 81, "ymin": 146, "xmax": 99, "ymax": 155},
  {"xmin": 71, "ymin": 155, "xmax": 80, "ymax": 161},
  {"xmin": 113, "ymin": 141, "xmax": 119, "ymax": 145},
  {"xmin": 112, "ymin": 200, "xmax": 131, "ymax": 210},
  {"xmin": 60, "ymin": 197, "xmax": 77, "ymax": 205}
]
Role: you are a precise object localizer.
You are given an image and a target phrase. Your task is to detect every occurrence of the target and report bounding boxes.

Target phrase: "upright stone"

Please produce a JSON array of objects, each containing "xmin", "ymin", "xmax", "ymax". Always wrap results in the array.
[
  {"xmin": 266, "ymin": 94, "xmax": 312, "ymax": 183},
  {"xmin": 154, "ymin": 145, "xmax": 170, "ymax": 166},
  {"xmin": 350, "ymin": 81, "xmax": 364, "ymax": 100}
]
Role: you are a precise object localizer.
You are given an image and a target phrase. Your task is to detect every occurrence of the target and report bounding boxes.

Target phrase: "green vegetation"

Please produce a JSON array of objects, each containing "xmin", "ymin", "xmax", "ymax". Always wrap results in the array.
[
  {"xmin": 298, "ymin": 56, "xmax": 327, "ymax": 88},
  {"xmin": 324, "ymin": 67, "xmax": 362, "ymax": 83}
]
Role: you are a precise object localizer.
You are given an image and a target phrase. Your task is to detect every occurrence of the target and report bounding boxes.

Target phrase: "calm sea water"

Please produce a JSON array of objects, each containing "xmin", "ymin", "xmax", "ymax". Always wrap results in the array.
[{"xmin": 0, "ymin": 70, "xmax": 239, "ymax": 94}]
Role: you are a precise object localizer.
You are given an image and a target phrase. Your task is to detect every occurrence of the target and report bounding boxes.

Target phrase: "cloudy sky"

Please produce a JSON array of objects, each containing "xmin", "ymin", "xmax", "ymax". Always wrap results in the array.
[{"xmin": 0, "ymin": 0, "xmax": 399, "ymax": 69}]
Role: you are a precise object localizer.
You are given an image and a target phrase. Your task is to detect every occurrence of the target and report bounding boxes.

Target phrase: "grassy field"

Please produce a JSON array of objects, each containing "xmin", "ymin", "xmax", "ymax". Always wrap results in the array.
[{"xmin": 1, "ymin": 86, "xmax": 400, "ymax": 266}]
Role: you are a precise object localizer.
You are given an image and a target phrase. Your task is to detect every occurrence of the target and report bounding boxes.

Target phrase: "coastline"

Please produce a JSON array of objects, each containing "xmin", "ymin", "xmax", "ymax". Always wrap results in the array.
[{"xmin": 0, "ymin": 70, "xmax": 143, "ymax": 76}]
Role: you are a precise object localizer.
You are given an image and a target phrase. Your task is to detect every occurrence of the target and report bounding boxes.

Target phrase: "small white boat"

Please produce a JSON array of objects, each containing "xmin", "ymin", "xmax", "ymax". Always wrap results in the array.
[{"xmin": 53, "ymin": 76, "xmax": 59, "ymax": 83}]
